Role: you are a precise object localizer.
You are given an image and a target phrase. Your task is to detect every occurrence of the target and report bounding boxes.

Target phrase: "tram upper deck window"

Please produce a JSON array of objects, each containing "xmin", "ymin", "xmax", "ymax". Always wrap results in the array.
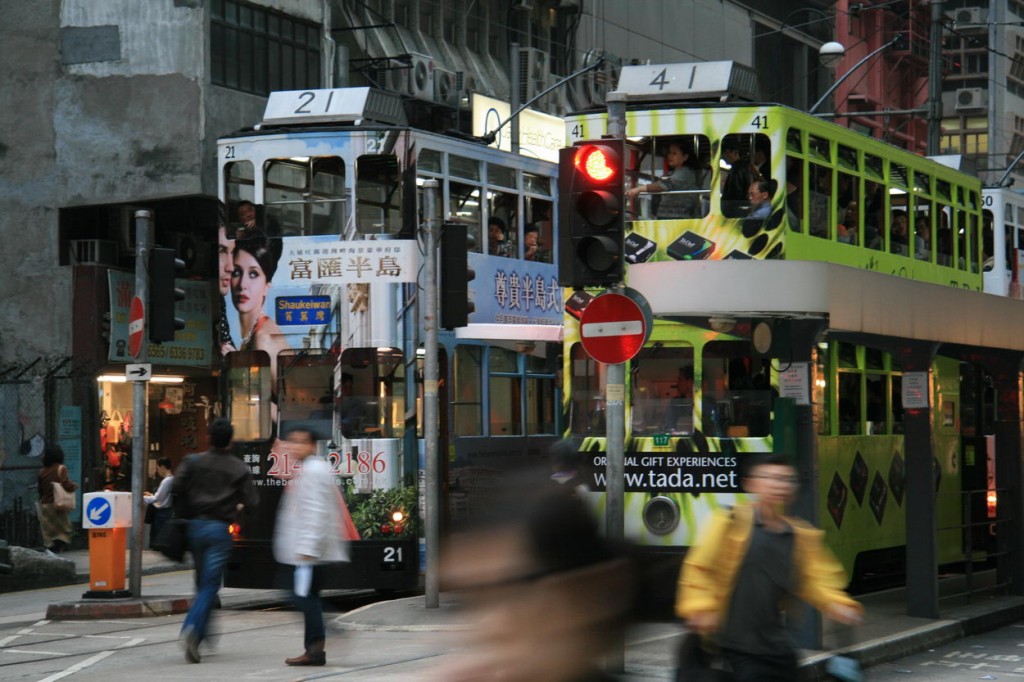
[
  {"xmin": 449, "ymin": 181, "xmax": 482, "ymax": 253},
  {"xmin": 339, "ymin": 347, "xmax": 406, "ymax": 439},
  {"xmin": 488, "ymin": 164, "xmax": 515, "ymax": 188},
  {"xmin": 526, "ymin": 197, "xmax": 553, "ymax": 262},
  {"xmin": 419, "ymin": 149, "xmax": 442, "ymax": 174},
  {"xmin": 278, "ymin": 350, "xmax": 334, "ymax": 441},
  {"xmin": 225, "ymin": 161, "xmax": 255, "ymax": 225},
  {"xmin": 488, "ymin": 190, "xmax": 518, "ymax": 257},
  {"xmin": 264, "ymin": 156, "xmax": 345, "ymax": 236},
  {"xmin": 808, "ymin": 164, "xmax": 832, "ymax": 239},
  {"xmin": 629, "ymin": 345, "xmax": 695, "ymax": 436},
  {"xmin": 719, "ymin": 133, "xmax": 768, "ymax": 218},
  {"xmin": 450, "ymin": 155, "xmax": 481, "ymax": 181},
  {"xmin": 356, "ymin": 154, "xmax": 402, "ymax": 235},
  {"xmin": 524, "ymin": 172, "xmax": 551, "ymax": 196},
  {"xmin": 225, "ymin": 350, "xmax": 273, "ymax": 441},
  {"xmin": 627, "ymin": 135, "xmax": 711, "ymax": 220},
  {"xmin": 702, "ymin": 341, "xmax": 772, "ymax": 438}
]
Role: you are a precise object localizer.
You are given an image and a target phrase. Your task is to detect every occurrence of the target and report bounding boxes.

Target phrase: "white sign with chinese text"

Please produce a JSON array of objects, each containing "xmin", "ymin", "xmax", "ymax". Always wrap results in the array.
[
  {"xmin": 902, "ymin": 371, "xmax": 930, "ymax": 409},
  {"xmin": 279, "ymin": 238, "xmax": 421, "ymax": 285},
  {"xmin": 778, "ymin": 362, "xmax": 810, "ymax": 406}
]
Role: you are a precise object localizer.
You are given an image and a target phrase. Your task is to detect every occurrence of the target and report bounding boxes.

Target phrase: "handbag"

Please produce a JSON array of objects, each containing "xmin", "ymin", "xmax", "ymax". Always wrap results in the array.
[
  {"xmin": 143, "ymin": 503, "xmax": 156, "ymax": 524},
  {"xmin": 153, "ymin": 518, "xmax": 189, "ymax": 562},
  {"xmin": 52, "ymin": 469, "xmax": 76, "ymax": 512},
  {"xmin": 674, "ymin": 632, "xmax": 734, "ymax": 682}
]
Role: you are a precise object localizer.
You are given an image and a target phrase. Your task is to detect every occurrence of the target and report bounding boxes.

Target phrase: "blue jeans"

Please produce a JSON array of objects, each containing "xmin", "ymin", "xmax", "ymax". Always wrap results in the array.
[
  {"xmin": 291, "ymin": 564, "xmax": 326, "ymax": 651},
  {"xmin": 181, "ymin": 519, "xmax": 232, "ymax": 643}
]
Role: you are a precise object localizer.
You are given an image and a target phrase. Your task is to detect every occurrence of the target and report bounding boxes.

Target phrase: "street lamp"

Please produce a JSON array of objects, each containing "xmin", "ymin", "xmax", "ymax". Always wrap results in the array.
[
  {"xmin": 809, "ymin": 34, "xmax": 902, "ymax": 115},
  {"xmin": 818, "ymin": 41, "xmax": 845, "ymax": 68}
]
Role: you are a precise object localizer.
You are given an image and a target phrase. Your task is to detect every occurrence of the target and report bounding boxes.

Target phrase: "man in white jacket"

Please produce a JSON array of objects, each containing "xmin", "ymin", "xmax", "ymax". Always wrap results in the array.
[{"xmin": 273, "ymin": 427, "xmax": 348, "ymax": 666}]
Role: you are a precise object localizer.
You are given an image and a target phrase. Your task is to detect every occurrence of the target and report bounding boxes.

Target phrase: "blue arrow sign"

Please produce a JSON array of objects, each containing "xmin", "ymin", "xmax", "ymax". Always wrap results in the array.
[{"xmin": 86, "ymin": 497, "xmax": 112, "ymax": 526}]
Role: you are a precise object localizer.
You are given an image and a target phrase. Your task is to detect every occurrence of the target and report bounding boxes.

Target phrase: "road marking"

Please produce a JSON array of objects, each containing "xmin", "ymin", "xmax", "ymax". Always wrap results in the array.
[
  {"xmin": 4, "ymin": 649, "xmax": 68, "ymax": 656},
  {"xmin": 0, "ymin": 628, "xmax": 37, "ymax": 647},
  {"xmin": 36, "ymin": 650, "xmax": 115, "ymax": 682}
]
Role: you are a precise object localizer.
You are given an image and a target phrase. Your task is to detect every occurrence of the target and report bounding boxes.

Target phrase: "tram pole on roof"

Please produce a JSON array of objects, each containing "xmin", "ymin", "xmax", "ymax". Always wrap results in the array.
[{"xmin": 421, "ymin": 179, "xmax": 441, "ymax": 609}]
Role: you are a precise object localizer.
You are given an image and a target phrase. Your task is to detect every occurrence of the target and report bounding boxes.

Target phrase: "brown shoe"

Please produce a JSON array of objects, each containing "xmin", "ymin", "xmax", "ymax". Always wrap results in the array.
[{"xmin": 285, "ymin": 652, "xmax": 326, "ymax": 666}]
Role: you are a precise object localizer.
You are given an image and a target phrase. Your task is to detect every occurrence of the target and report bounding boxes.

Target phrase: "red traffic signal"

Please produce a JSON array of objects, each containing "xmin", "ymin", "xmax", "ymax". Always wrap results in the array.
[
  {"xmin": 574, "ymin": 144, "xmax": 620, "ymax": 184},
  {"xmin": 558, "ymin": 139, "xmax": 626, "ymax": 288}
]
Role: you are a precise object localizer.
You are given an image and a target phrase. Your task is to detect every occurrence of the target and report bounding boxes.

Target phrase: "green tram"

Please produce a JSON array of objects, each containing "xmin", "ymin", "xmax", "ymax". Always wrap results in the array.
[{"xmin": 562, "ymin": 62, "xmax": 1002, "ymax": 604}]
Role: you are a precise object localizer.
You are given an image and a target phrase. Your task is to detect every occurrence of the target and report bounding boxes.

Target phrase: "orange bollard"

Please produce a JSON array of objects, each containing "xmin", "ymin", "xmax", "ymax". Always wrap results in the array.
[
  {"xmin": 87, "ymin": 527, "xmax": 127, "ymax": 593},
  {"xmin": 81, "ymin": 491, "xmax": 132, "ymax": 599}
]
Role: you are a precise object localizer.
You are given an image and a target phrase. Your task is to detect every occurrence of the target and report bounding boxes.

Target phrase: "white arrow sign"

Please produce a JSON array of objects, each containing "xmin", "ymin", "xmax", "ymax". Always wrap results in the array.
[
  {"xmin": 125, "ymin": 363, "xmax": 152, "ymax": 381},
  {"xmin": 88, "ymin": 500, "xmax": 111, "ymax": 523}
]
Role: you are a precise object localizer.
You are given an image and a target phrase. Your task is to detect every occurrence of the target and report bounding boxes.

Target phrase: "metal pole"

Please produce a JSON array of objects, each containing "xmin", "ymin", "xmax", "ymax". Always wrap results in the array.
[
  {"xmin": 422, "ymin": 179, "xmax": 441, "ymax": 608},
  {"xmin": 927, "ymin": 0, "xmax": 945, "ymax": 155},
  {"xmin": 604, "ymin": 92, "xmax": 627, "ymax": 675},
  {"xmin": 510, "ymin": 42, "xmax": 520, "ymax": 154},
  {"xmin": 809, "ymin": 35, "xmax": 901, "ymax": 115},
  {"xmin": 129, "ymin": 209, "xmax": 151, "ymax": 598}
]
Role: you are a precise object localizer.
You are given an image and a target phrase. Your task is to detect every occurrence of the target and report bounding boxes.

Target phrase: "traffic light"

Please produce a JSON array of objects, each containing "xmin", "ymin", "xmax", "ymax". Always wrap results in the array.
[
  {"xmin": 558, "ymin": 139, "xmax": 626, "ymax": 288},
  {"xmin": 149, "ymin": 247, "xmax": 186, "ymax": 342},
  {"xmin": 439, "ymin": 222, "xmax": 475, "ymax": 329}
]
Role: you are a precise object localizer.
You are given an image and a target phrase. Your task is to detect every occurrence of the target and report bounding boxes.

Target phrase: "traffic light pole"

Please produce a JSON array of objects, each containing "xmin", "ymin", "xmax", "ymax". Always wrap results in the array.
[
  {"xmin": 421, "ymin": 179, "xmax": 441, "ymax": 609},
  {"xmin": 605, "ymin": 92, "xmax": 627, "ymax": 674},
  {"xmin": 130, "ymin": 209, "xmax": 151, "ymax": 598}
]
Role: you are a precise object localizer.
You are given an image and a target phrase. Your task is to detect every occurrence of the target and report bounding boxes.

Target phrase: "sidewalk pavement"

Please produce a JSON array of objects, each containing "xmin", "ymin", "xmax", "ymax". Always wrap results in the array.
[{"xmin": 40, "ymin": 548, "xmax": 1024, "ymax": 680}]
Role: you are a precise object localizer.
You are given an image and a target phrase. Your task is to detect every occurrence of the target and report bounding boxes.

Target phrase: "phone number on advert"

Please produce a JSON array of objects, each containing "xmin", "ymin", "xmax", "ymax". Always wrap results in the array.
[{"xmin": 146, "ymin": 344, "xmax": 206, "ymax": 361}]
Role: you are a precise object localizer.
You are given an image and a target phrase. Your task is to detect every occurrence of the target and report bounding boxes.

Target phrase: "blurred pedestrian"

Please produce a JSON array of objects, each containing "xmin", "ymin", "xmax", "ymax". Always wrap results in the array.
[
  {"xmin": 548, "ymin": 439, "xmax": 588, "ymax": 495},
  {"xmin": 173, "ymin": 418, "xmax": 257, "ymax": 663},
  {"xmin": 437, "ymin": 472, "xmax": 634, "ymax": 682},
  {"xmin": 37, "ymin": 444, "xmax": 77, "ymax": 554},
  {"xmin": 677, "ymin": 453, "xmax": 862, "ymax": 681},
  {"xmin": 273, "ymin": 427, "xmax": 349, "ymax": 667},
  {"xmin": 143, "ymin": 457, "xmax": 174, "ymax": 549}
]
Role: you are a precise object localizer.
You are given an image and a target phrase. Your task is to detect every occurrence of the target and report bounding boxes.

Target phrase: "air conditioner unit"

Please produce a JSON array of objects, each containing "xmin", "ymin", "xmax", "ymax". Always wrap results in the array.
[
  {"xmin": 434, "ymin": 67, "xmax": 458, "ymax": 107},
  {"xmin": 951, "ymin": 7, "xmax": 986, "ymax": 25},
  {"xmin": 70, "ymin": 239, "xmax": 119, "ymax": 266},
  {"xmin": 955, "ymin": 87, "xmax": 987, "ymax": 111},
  {"xmin": 518, "ymin": 47, "xmax": 549, "ymax": 103},
  {"xmin": 457, "ymin": 72, "xmax": 479, "ymax": 109},
  {"xmin": 404, "ymin": 52, "xmax": 433, "ymax": 99}
]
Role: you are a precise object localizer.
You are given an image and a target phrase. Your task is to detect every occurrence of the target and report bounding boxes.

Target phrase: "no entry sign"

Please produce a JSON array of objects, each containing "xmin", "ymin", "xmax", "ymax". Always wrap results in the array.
[
  {"xmin": 578, "ymin": 289, "xmax": 652, "ymax": 364},
  {"xmin": 128, "ymin": 295, "xmax": 145, "ymax": 359}
]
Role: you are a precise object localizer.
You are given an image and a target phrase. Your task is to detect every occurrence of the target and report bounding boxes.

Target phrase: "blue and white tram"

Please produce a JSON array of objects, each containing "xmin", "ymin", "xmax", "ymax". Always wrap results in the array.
[{"xmin": 216, "ymin": 88, "xmax": 563, "ymax": 590}]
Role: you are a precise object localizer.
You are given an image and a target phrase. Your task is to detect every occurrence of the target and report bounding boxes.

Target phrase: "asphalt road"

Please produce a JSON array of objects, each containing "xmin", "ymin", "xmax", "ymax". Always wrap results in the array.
[{"xmin": 867, "ymin": 621, "xmax": 1024, "ymax": 680}]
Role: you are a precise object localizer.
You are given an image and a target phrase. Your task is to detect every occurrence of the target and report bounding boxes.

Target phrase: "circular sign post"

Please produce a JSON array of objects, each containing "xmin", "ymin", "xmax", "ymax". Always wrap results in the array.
[
  {"xmin": 578, "ymin": 288, "xmax": 653, "ymax": 364},
  {"xmin": 128, "ymin": 295, "xmax": 145, "ymax": 359}
]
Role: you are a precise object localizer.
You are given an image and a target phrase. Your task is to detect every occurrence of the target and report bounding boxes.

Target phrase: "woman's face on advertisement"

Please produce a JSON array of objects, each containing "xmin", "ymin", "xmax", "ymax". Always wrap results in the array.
[{"xmin": 231, "ymin": 249, "xmax": 270, "ymax": 314}]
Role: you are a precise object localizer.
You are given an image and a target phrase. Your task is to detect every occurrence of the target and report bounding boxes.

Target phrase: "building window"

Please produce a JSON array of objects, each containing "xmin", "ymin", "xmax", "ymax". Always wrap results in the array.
[{"xmin": 211, "ymin": 0, "xmax": 321, "ymax": 96}]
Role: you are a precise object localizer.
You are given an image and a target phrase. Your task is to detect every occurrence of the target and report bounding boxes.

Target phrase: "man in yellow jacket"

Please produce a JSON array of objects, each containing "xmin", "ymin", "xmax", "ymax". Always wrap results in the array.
[{"xmin": 677, "ymin": 453, "xmax": 863, "ymax": 680}]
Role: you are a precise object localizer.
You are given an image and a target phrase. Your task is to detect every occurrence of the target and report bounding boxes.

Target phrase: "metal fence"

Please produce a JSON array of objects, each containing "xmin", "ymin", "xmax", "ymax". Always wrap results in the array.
[{"xmin": 0, "ymin": 359, "xmax": 76, "ymax": 549}]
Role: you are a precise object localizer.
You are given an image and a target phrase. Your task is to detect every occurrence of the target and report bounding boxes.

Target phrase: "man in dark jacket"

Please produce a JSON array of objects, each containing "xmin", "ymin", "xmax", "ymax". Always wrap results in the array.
[{"xmin": 173, "ymin": 418, "xmax": 257, "ymax": 663}]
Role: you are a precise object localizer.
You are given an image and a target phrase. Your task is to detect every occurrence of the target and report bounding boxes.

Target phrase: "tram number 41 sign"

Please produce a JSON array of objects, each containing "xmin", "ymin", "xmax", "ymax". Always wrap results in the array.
[{"xmin": 577, "ymin": 289, "xmax": 653, "ymax": 365}]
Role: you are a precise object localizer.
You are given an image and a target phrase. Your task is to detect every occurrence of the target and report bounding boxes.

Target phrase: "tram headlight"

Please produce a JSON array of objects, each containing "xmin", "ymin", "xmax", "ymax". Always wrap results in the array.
[
  {"xmin": 642, "ymin": 496, "xmax": 680, "ymax": 536},
  {"xmin": 391, "ymin": 510, "xmax": 405, "ymax": 524}
]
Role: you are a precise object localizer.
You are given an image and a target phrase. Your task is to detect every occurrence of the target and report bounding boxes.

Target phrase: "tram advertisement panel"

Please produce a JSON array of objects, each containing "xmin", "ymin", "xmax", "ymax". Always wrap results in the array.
[
  {"xmin": 220, "ymin": 234, "xmax": 420, "ymax": 355},
  {"xmin": 585, "ymin": 450, "xmax": 739, "ymax": 493}
]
